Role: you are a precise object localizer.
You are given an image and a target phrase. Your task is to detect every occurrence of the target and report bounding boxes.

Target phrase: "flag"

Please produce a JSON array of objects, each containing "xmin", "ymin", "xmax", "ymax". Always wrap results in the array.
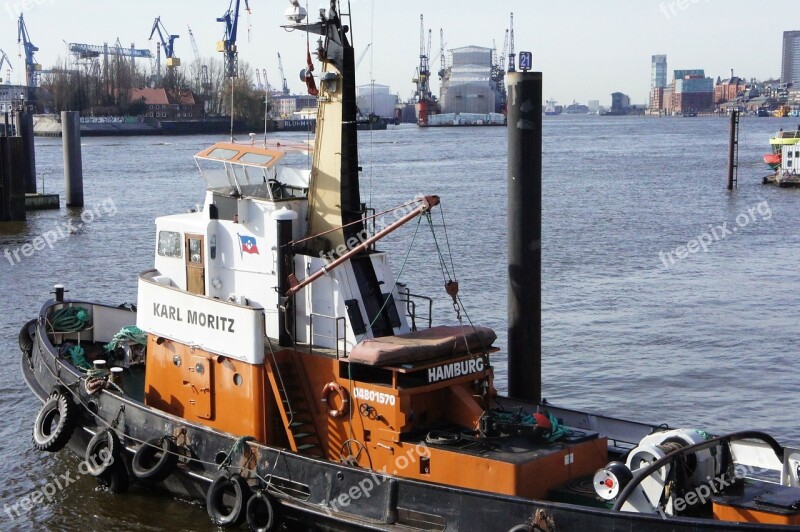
[{"xmin": 239, "ymin": 235, "xmax": 260, "ymax": 255}]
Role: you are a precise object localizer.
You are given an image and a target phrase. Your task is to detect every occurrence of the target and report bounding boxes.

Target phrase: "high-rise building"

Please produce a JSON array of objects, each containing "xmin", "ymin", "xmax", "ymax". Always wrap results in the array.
[
  {"xmin": 651, "ymin": 55, "xmax": 668, "ymax": 89},
  {"xmin": 782, "ymin": 31, "xmax": 800, "ymax": 84},
  {"xmin": 649, "ymin": 55, "xmax": 667, "ymax": 112}
]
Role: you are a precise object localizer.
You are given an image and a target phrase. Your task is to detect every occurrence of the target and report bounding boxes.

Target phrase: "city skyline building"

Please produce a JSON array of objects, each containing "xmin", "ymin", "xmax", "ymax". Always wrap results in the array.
[
  {"xmin": 651, "ymin": 54, "xmax": 668, "ymax": 89},
  {"xmin": 782, "ymin": 31, "xmax": 800, "ymax": 85}
]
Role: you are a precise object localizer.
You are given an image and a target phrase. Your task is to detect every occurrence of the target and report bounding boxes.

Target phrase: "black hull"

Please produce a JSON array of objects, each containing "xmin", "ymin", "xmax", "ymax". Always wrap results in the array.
[{"xmin": 20, "ymin": 300, "xmax": 797, "ymax": 531}]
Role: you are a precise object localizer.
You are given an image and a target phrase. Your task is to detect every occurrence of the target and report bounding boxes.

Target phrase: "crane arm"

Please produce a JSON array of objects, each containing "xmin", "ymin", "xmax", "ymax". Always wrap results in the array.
[
  {"xmin": 355, "ymin": 43, "xmax": 371, "ymax": 70},
  {"xmin": 0, "ymin": 49, "xmax": 12, "ymax": 71},
  {"xmin": 149, "ymin": 17, "xmax": 178, "ymax": 59},
  {"xmin": 277, "ymin": 52, "xmax": 289, "ymax": 95}
]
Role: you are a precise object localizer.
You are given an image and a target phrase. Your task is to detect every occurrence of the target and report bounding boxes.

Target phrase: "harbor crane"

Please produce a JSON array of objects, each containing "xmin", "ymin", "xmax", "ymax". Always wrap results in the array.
[
  {"xmin": 149, "ymin": 16, "xmax": 180, "ymax": 79},
  {"xmin": 412, "ymin": 14, "xmax": 435, "ymax": 126},
  {"xmin": 500, "ymin": 29, "xmax": 509, "ymax": 74},
  {"xmin": 0, "ymin": 49, "xmax": 12, "ymax": 83},
  {"xmin": 277, "ymin": 52, "xmax": 290, "ymax": 95},
  {"xmin": 217, "ymin": 0, "xmax": 251, "ymax": 78},
  {"xmin": 437, "ymin": 29, "xmax": 446, "ymax": 81},
  {"xmin": 187, "ymin": 26, "xmax": 211, "ymax": 92},
  {"xmin": 17, "ymin": 13, "xmax": 41, "ymax": 87},
  {"xmin": 507, "ymin": 12, "xmax": 516, "ymax": 73}
]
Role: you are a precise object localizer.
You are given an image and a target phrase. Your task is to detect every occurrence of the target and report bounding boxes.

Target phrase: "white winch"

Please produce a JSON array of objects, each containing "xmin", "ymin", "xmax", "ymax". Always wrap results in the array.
[{"xmin": 594, "ymin": 429, "xmax": 722, "ymax": 515}]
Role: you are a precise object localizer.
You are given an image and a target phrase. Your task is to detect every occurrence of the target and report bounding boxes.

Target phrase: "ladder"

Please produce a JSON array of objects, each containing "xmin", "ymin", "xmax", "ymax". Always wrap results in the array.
[{"xmin": 265, "ymin": 354, "xmax": 324, "ymax": 457}]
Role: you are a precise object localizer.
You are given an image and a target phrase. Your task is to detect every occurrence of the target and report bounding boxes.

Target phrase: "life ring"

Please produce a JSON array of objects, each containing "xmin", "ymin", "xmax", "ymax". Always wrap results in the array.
[
  {"xmin": 206, "ymin": 473, "xmax": 251, "ymax": 527},
  {"xmin": 246, "ymin": 490, "xmax": 279, "ymax": 532},
  {"xmin": 18, "ymin": 319, "xmax": 36, "ymax": 356},
  {"xmin": 321, "ymin": 382, "xmax": 349, "ymax": 419},
  {"xmin": 85, "ymin": 429, "xmax": 121, "ymax": 477},
  {"xmin": 33, "ymin": 392, "xmax": 76, "ymax": 453},
  {"xmin": 132, "ymin": 436, "xmax": 179, "ymax": 483}
]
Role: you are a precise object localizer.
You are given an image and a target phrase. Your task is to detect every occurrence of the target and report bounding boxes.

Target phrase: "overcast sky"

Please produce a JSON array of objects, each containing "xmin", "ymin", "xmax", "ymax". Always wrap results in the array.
[{"xmin": 0, "ymin": 0, "xmax": 792, "ymax": 106}]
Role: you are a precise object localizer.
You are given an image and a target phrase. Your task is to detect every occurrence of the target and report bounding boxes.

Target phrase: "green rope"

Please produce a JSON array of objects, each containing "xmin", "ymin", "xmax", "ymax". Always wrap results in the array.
[
  {"xmin": 68, "ymin": 345, "xmax": 92, "ymax": 370},
  {"xmin": 51, "ymin": 307, "xmax": 90, "ymax": 332},
  {"xmin": 105, "ymin": 326, "xmax": 148, "ymax": 353},
  {"xmin": 217, "ymin": 436, "xmax": 256, "ymax": 470}
]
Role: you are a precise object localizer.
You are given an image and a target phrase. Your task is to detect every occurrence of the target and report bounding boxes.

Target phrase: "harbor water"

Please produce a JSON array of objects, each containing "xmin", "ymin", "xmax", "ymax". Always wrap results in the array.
[{"xmin": 1, "ymin": 115, "xmax": 799, "ymax": 530}]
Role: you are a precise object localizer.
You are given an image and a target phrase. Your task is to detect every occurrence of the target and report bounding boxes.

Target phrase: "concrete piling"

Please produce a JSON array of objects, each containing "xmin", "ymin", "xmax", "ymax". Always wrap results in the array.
[
  {"xmin": 15, "ymin": 110, "xmax": 37, "ymax": 194},
  {"xmin": 0, "ymin": 135, "xmax": 27, "ymax": 222},
  {"xmin": 62, "ymin": 111, "xmax": 84, "ymax": 208}
]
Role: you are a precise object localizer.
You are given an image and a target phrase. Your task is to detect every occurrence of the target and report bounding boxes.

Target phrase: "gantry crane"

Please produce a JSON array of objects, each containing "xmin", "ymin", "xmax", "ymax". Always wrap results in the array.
[
  {"xmin": 0, "ymin": 49, "xmax": 12, "ymax": 83},
  {"xmin": 507, "ymin": 12, "xmax": 516, "ymax": 73},
  {"xmin": 149, "ymin": 16, "xmax": 180, "ymax": 79},
  {"xmin": 276, "ymin": 52, "xmax": 289, "ymax": 95},
  {"xmin": 217, "ymin": 0, "xmax": 251, "ymax": 78},
  {"xmin": 17, "ymin": 13, "xmax": 41, "ymax": 87}
]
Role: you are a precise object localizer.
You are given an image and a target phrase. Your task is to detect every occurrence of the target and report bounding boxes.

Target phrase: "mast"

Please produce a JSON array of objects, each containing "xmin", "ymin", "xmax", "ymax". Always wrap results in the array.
[
  {"xmin": 289, "ymin": 1, "xmax": 364, "ymax": 256},
  {"xmin": 285, "ymin": 2, "xmax": 396, "ymax": 338}
]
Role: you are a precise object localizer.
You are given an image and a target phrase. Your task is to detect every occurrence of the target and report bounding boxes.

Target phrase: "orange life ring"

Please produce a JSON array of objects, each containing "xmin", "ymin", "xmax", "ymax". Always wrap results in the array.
[{"xmin": 321, "ymin": 382, "xmax": 349, "ymax": 419}]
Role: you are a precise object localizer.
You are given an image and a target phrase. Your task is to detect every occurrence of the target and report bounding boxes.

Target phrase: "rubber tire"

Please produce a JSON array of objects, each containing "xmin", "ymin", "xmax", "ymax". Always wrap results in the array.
[
  {"xmin": 85, "ymin": 429, "xmax": 121, "ymax": 477},
  {"xmin": 206, "ymin": 473, "xmax": 252, "ymax": 528},
  {"xmin": 19, "ymin": 319, "xmax": 36, "ymax": 356},
  {"xmin": 246, "ymin": 491, "xmax": 278, "ymax": 532},
  {"xmin": 33, "ymin": 393, "xmax": 76, "ymax": 453},
  {"xmin": 131, "ymin": 437, "xmax": 179, "ymax": 483},
  {"xmin": 97, "ymin": 457, "xmax": 130, "ymax": 494}
]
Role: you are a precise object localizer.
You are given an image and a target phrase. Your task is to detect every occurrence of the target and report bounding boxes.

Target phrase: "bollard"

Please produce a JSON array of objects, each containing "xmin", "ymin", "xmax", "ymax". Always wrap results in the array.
[
  {"xmin": 62, "ymin": 111, "xmax": 84, "ymax": 208},
  {"xmin": 507, "ymin": 71, "xmax": 542, "ymax": 403}
]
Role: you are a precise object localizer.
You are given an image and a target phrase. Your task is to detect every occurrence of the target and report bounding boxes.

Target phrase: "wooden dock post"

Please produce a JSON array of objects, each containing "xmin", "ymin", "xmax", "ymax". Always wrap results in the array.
[{"xmin": 62, "ymin": 111, "xmax": 84, "ymax": 208}]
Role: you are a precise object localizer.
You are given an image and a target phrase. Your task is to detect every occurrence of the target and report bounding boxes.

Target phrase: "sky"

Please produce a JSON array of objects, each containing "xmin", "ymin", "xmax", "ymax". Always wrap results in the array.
[{"xmin": 0, "ymin": 0, "xmax": 793, "ymax": 106}]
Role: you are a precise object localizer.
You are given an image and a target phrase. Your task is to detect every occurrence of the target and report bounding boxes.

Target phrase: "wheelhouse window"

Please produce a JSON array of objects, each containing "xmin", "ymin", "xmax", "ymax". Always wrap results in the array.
[{"xmin": 157, "ymin": 231, "xmax": 182, "ymax": 258}]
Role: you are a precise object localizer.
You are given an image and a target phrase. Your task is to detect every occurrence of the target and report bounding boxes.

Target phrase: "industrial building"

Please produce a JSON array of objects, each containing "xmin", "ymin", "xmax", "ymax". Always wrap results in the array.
[
  {"xmin": 439, "ymin": 46, "xmax": 501, "ymax": 115},
  {"xmin": 782, "ymin": 31, "xmax": 800, "ymax": 85},
  {"xmin": 356, "ymin": 84, "xmax": 398, "ymax": 119},
  {"xmin": 647, "ymin": 64, "xmax": 714, "ymax": 115},
  {"xmin": 673, "ymin": 69, "xmax": 714, "ymax": 113},
  {"xmin": 273, "ymin": 95, "xmax": 318, "ymax": 119},
  {"xmin": 0, "ymin": 85, "xmax": 32, "ymax": 114}
]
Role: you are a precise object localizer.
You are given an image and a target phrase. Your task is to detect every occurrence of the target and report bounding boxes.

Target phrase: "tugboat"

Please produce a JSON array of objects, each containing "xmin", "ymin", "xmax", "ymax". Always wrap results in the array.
[{"xmin": 20, "ymin": 2, "xmax": 800, "ymax": 530}]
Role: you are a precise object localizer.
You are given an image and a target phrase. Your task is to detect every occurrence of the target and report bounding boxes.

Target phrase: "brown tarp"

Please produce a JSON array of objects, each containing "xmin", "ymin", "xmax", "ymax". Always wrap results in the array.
[{"xmin": 348, "ymin": 325, "xmax": 497, "ymax": 367}]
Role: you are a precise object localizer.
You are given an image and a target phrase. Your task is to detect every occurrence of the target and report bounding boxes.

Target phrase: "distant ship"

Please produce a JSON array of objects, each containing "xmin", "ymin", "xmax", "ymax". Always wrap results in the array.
[
  {"xmin": 565, "ymin": 101, "xmax": 590, "ymax": 114},
  {"xmin": 544, "ymin": 100, "xmax": 561, "ymax": 116}
]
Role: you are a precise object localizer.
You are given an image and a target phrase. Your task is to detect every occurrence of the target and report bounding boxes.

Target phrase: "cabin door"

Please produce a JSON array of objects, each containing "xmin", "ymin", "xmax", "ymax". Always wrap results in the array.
[{"xmin": 185, "ymin": 234, "xmax": 206, "ymax": 296}]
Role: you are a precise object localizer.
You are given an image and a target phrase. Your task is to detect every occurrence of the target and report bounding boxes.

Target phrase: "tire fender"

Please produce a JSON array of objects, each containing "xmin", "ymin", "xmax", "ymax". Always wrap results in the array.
[
  {"xmin": 32, "ymin": 392, "xmax": 76, "ymax": 453},
  {"xmin": 206, "ymin": 473, "xmax": 251, "ymax": 528},
  {"xmin": 131, "ymin": 437, "xmax": 179, "ymax": 483}
]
